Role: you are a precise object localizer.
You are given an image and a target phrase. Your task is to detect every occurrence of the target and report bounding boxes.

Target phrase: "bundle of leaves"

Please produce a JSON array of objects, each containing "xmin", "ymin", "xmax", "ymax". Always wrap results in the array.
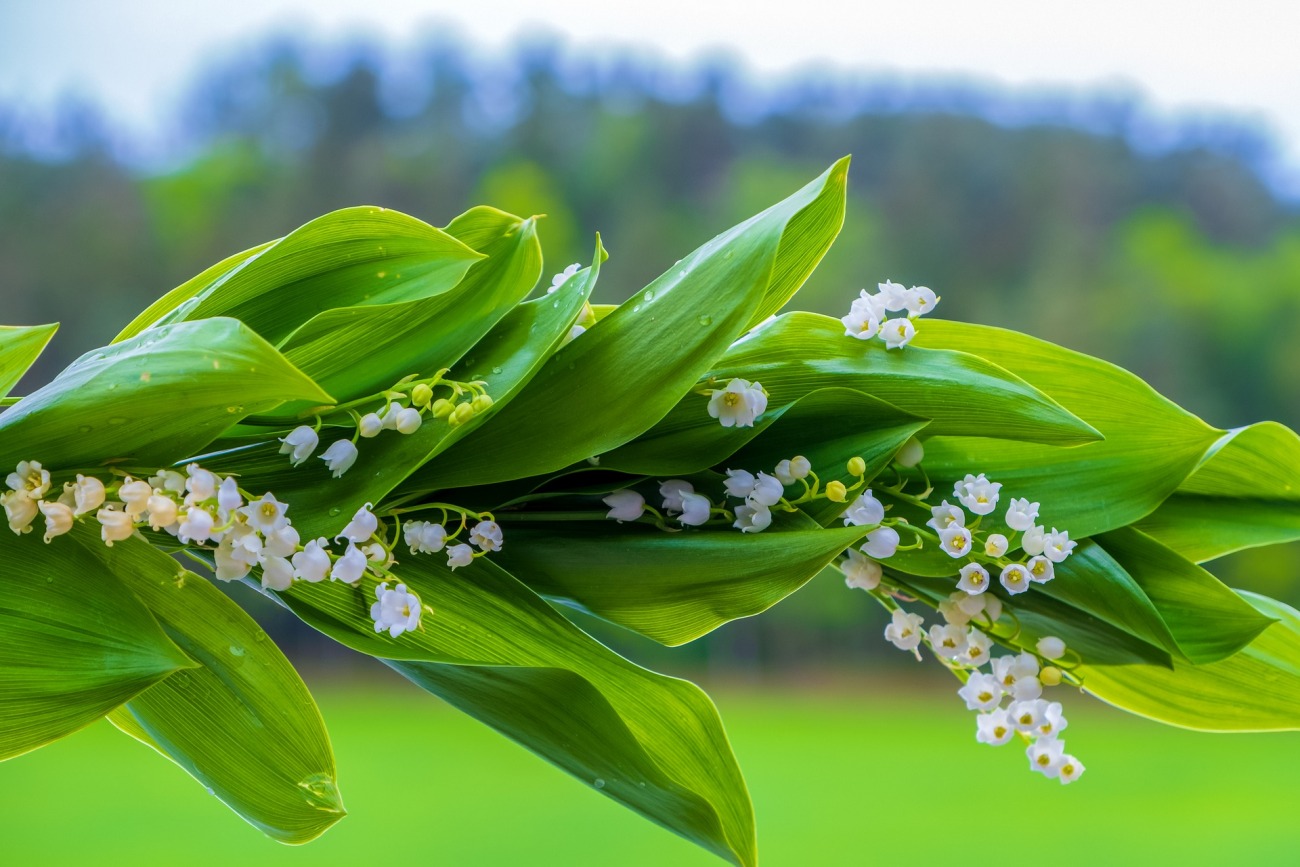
[{"xmin": 3, "ymin": 157, "xmax": 1299, "ymax": 866}]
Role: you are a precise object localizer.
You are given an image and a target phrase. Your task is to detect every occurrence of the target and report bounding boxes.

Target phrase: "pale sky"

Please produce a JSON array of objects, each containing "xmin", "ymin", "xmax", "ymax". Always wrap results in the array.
[{"xmin": 3, "ymin": 0, "xmax": 1299, "ymax": 190}]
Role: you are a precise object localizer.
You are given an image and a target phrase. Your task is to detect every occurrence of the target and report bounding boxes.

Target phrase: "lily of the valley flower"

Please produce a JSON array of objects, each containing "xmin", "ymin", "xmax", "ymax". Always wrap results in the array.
[
  {"xmin": 330, "ymin": 543, "xmax": 368, "ymax": 584},
  {"xmin": 884, "ymin": 608, "xmax": 925, "ymax": 652},
  {"xmin": 958, "ymin": 673, "xmax": 1003, "ymax": 712},
  {"xmin": 1026, "ymin": 737, "xmax": 1066, "ymax": 778},
  {"xmin": 2, "ymin": 490, "xmax": 37, "ymax": 534},
  {"xmin": 956, "ymin": 562, "xmax": 990, "ymax": 595},
  {"xmin": 371, "ymin": 582, "xmax": 423, "ymax": 638},
  {"xmin": 732, "ymin": 502, "xmax": 772, "ymax": 533},
  {"xmin": 337, "ymin": 503, "xmax": 378, "ymax": 543},
  {"xmin": 879, "ymin": 317, "xmax": 916, "ymax": 349},
  {"xmin": 279, "ymin": 425, "xmax": 319, "ymax": 465},
  {"xmin": 469, "ymin": 520, "xmax": 503, "ymax": 551},
  {"xmin": 6, "ymin": 460, "xmax": 50, "ymax": 499},
  {"xmin": 863, "ymin": 525, "xmax": 900, "ymax": 559},
  {"xmin": 984, "ymin": 533, "xmax": 1009, "ymax": 557},
  {"xmin": 395, "ymin": 407, "xmax": 423, "ymax": 435},
  {"xmin": 954, "ymin": 473, "xmax": 1001, "ymax": 516},
  {"xmin": 1021, "ymin": 525, "xmax": 1047, "ymax": 556},
  {"xmin": 773, "ymin": 455, "xmax": 812, "ymax": 485},
  {"xmin": 263, "ymin": 524, "xmax": 300, "ymax": 558},
  {"xmin": 926, "ymin": 501, "xmax": 965, "ymax": 532},
  {"xmin": 999, "ymin": 563, "xmax": 1030, "ymax": 594},
  {"xmin": 177, "ymin": 506, "xmax": 215, "ymax": 544},
  {"xmin": 359, "ymin": 413, "xmax": 384, "ymax": 438},
  {"xmin": 1005, "ymin": 497, "xmax": 1039, "ymax": 532},
  {"xmin": 319, "ymin": 439, "xmax": 359, "ymax": 478},
  {"xmin": 403, "ymin": 520, "xmax": 448, "ymax": 554},
  {"xmin": 292, "ymin": 538, "xmax": 332, "ymax": 582},
  {"xmin": 1042, "ymin": 528, "xmax": 1077, "ymax": 563},
  {"xmin": 446, "ymin": 543, "xmax": 475, "ymax": 570},
  {"xmin": 659, "ymin": 479, "xmax": 694, "ymax": 513},
  {"xmin": 548, "ymin": 263, "xmax": 581, "ymax": 293},
  {"xmin": 894, "ymin": 436, "xmax": 925, "ymax": 468},
  {"xmin": 97, "ymin": 505, "xmax": 135, "ymax": 546},
  {"xmin": 678, "ymin": 491, "xmax": 712, "ymax": 526},
  {"xmin": 840, "ymin": 295, "xmax": 882, "ymax": 340},
  {"xmin": 260, "ymin": 556, "xmax": 295, "ymax": 592},
  {"xmin": 976, "ymin": 708, "xmax": 1014, "ymax": 745},
  {"xmin": 929, "ymin": 623, "xmax": 969, "ymax": 659},
  {"xmin": 69, "ymin": 474, "xmax": 107, "ymax": 516},
  {"xmin": 707, "ymin": 378, "xmax": 767, "ymax": 428},
  {"xmin": 242, "ymin": 493, "xmax": 291, "ymax": 535},
  {"xmin": 38, "ymin": 500, "xmax": 74, "ymax": 543},
  {"xmin": 939, "ymin": 525, "xmax": 973, "ymax": 558},
  {"xmin": 1027, "ymin": 555, "xmax": 1055, "ymax": 583},
  {"xmin": 603, "ymin": 489, "xmax": 646, "ymax": 522},
  {"xmin": 185, "ymin": 463, "xmax": 219, "ymax": 502},
  {"xmin": 961, "ymin": 628, "xmax": 993, "ymax": 667},
  {"xmin": 145, "ymin": 494, "xmax": 178, "ymax": 531},
  {"xmin": 842, "ymin": 491, "xmax": 884, "ymax": 527},
  {"xmin": 1057, "ymin": 754, "xmax": 1085, "ymax": 784},
  {"xmin": 842, "ymin": 548, "xmax": 882, "ymax": 591},
  {"xmin": 1036, "ymin": 636, "xmax": 1067, "ymax": 659}
]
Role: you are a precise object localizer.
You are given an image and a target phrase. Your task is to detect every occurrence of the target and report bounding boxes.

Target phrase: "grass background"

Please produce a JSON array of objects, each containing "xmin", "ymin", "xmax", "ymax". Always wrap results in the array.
[{"xmin": 2, "ymin": 670, "xmax": 1296, "ymax": 865}]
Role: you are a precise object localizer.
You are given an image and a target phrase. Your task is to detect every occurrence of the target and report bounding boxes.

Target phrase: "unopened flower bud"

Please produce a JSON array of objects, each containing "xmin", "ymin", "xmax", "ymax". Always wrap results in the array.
[
  {"xmin": 453, "ymin": 402, "xmax": 475, "ymax": 424},
  {"xmin": 394, "ymin": 407, "xmax": 423, "ymax": 435},
  {"xmin": 471, "ymin": 394, "xmax": 494, "ymax": 413},
  {"xmin": 1036, "ymin": 636, "xmax": 1067, "ymax": 659},
  {"xmin": 1040, "ymin": 666, "xmax": 1063, "ymax": 687},
  {"xmin": 358, "ymin": 413, "xmax": 384, "ymax": 438},
  {"xmin": 825, "ymin": 480, "xmax": 847, "ymax": 503},
  {"xmin": 847, "ymin": 456, "xmax": 867, "ymax": 477},
  {"xmin": 411, "ymin": 383, "xmax": 433, "ymax": 407},
  {"xmin": 431, "ymin": 398, "xmax": 454, "ymax": 419},
  {"xmin": 895, "ymin": 436, "xmax": 925, "ymax": 468}
]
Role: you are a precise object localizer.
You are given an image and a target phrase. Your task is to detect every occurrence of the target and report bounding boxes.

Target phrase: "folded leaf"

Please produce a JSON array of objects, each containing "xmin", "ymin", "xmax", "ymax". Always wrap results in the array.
[
  {"xmin": 121, "ymin": 207, "xmax": 483, "ymax": 347},
  {"xmin": 0, "ymin": 318, "xmax": 332, "ymax": 470},
  {"xmin": 0, "ymin": 528, "xmax": 194, "ymax": 760},
  {"xmin": 1138, "ymin": 421, "xmax": 1300, "ymax": 562},
  {"xmin": 1083, "ymin": 591, "xmax": 1300, "ymax": 731},
  {"xmin": 423, "ymin": 160, "xmax": 852, "ymax": 489},
  {"xmin": 70, "ymin": 533, "xmax": 344, "ymax": 844},
  {"xmin": 0, "ymin": 323, "xmax": 59, "ymax": 400},
  {"xmin": 273, "ymin": 556, "xmax": 756, "ymax": 867},
  {"xmin": 912, "ymin": 320, "xmax": 1221, "ymax": 538}
]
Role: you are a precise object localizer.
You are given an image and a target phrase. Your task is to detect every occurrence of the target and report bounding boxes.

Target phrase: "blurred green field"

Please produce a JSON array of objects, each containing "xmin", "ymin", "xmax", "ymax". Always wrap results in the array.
[{"xmin": 2, "ymin": 673, "xmax": 1297, "ymax": 866}]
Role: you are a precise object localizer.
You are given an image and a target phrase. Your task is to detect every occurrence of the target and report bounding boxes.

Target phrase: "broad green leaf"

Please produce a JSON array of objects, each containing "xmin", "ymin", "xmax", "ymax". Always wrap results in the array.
[
  {"xmin": 912, "ymin": 320, "xmax": 1221, "ymax": 538},
  {"xmin": 0, "ymin": 318, "xmax": 332, "ymax": 470},
  {"xmin": 0, "ymin": 323, "xmax": 58, "ymax": 399},
  {"xmin": 1095, "ymin": 528, "xmax": 1274, "ymax": 663},
  {"xmin": 203, "ymin": 245, "xmax": 599, "ymax": 540},
  {"xmin": 421, "ymin": 160, "xmax": 852, "ymax": 490},
  {"xmin": 273, "ymin": 556, "xmax": 756, "ymax": 866},
  {"xmin": 261, "ymin": 207, "xmax": 542, "ymax": 417},
  {"xmin": 1083, "ymin": 591, "xmax": 1300, "ymax": 731},
  {"xmin": 128, "ymin": 207, "xmax": 483, "ymax": 347},
  {"xmin": 0, "ymin": 528, "xmax": 194, "ymax": 761},
  {"xmin": 601, "ymin": 384, "xmax": 926, "ymax": 477},
  {"xmin": 495, "ymin": 510, "xmax": 868, "ymax": 645},
  {"xmin": 640, "ymin": 313, "xmax": 1098, "ymax": 454},
  {"xmin": 114, "ymin": 242, "xmax": 275, "ymax": 342},
  {"xmin": 1138, "ymin": 422, "xmax": 1300, "ymax": 562},
  {"xmin": 77, "ymin": 534, "xmax": 343, "ymax": 844}
]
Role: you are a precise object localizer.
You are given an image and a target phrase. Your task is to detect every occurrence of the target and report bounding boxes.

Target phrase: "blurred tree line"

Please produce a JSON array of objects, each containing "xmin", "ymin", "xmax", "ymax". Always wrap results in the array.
[{"xmin": 2, "ymin": 35, "xmax": 1298, "ymax": 672}]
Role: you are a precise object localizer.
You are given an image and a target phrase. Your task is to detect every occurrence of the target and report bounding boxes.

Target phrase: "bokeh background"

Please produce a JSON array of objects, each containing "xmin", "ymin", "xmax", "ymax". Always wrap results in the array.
[{"xmin": 3, "ymin": 2, "xmax": 1299, "ymax": 863}]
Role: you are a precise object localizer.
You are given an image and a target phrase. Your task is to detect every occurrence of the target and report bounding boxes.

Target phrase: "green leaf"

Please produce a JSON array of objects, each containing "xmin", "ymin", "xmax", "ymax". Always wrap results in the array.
[
  {"xmin": 0, "ymin": 323, "xmax": 59, "ymax": 400},
  {"xmin": 0, "ymin": 318, "xmax": 332, "ymax": 470},
  {"xmin": 0, "ymin": 528, "xmax": 194, "ymax": 761},
  {"xmin": 1095, "ymin": 528, "xmax": 1275, "ymax": 663},
  {"xmin": 202, "ymin": 244, "xmax": 599, "ymax": 540},
  {"xmin": 75, "ymin": 534, "xmax": 343, "ymax": 844},
  {"xmin": 495, "ymin": 510, "xmax": 868, "ymax": 646},
  {"xmin": 643, "ymin": 313, "xmax": 1098, "ymax": 453},
  {"xmin": 1083, "ymin": 591, "xmax": 1300, "ymax": 731},
  {"xmin": 262, "ymin": 207, "xmax": 541, "ymax": 416},
  {"xmin": 601, "ymin": 384, "xmax": 926, "ymax": 478},
  {"xmin": 912, "ymin": 320, "xmax": 1221, "ymax": 538},
  {"xmin": 422, "ymin": 160, "xmax": 853, "ymax": 490},
  {"xmin": 273, "ymin": 556, "xmax": 756, "ymax": 866},
  {"xmin": 124, "ymin": 207, "xmax": 484, "ymax": 347},
  {"xmin": 1137, "ymin": 422, "xmax": 1300, "ymax": 562}
]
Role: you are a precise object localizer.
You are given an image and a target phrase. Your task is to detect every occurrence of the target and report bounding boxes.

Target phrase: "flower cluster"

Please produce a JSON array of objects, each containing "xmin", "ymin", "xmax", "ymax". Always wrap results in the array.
[
  {"xmin": 4, "ymin": 459, "xmax": 427, "ymax": 638},
  {"xmin": 840, "ymin": 279, "xmax": 940, "ymax": 349},
  {"xmin": 926, "ymin": 474, "xmax": 1076, "ymax": 596},
  {"xmin": 705, "ymin": 378, "xmax": 768, "ymax": 428},
  {"xmin": 276, "ymin": 374, "xmax": 494, "ymax": 477},
  {"xmin": 402, "ymin": 510, "xmax": 503, "ymax": 571}
]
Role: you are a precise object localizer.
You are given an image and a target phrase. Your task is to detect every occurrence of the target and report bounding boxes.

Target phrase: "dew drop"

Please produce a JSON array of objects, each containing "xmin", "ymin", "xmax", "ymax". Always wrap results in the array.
[
  {"xmin": 678, "ymin": 270, "xmax": 686, "ymax": 278},
  {"xmin": 45, "ymin": 576, "xmax": 53, "ymax": 584},
  {"xmin": 328, "ymin": 507, "xmax": 341, "ymax": 517},
  {"xmin": 593, "ymin": 778, "xmax": 605, "ymax": 789},
  {"xmin": 491, "ymin": 366, "xmax": 502, "ymax": 375},
  {"xmin": 252, "ymin": 629, "xmax": 268, "ymax": 643},
  {"xmin": 632, "ymin": 305, "xmax": 641, "ymax": 313},
  {"xmin": 698, "ymin": 315, "xmax": 712, "ymax": 326},
  {"xmin": 644, "ymin": 290, "xmax": 655, "ymax": 301},
  {"xmin": 228, "ymin": 645, "xmax": 245, "ymax": 657}
]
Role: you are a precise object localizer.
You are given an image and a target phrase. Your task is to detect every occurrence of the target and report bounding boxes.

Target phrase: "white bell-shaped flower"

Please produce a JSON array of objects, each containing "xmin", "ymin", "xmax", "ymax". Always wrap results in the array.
[
  {"xmin": 842, "ymin": 490, "xmax": 884, "ymax": 527},
  {"xmin": 177, "ymin": 506, "xmax": 215, "ymax": 544},
  {"xmin": 469, "ymin": 520, "xmax": 504, "ymax": 552},
  {"xmin": 263, "ymin": 524, "xmax": 301, "ymax": 559},
  {"xmin": 38, "ymin": 500, "xmax": 74, "ymax": 543},
  {"xmin": 371, "ymin": 582, "xmax": 423, "ymax": 638},
  {"xmin": 939, "ymin": 526, "xmax": 973, "ymax": 558},
  {"xmin": 358, "ymin": 413, "xmax": 384, "ymax": 438},
  {"xmin": 185, "ymin": 463, "xmax": 218, "ymax": 502},
  {"xmin": 926, "ymin": 500, "xmax": 965, "ymax": 532},
  {"xmin": 999, "ymin": 563, "xmax": 1030, "ymax": 594},
  {"xmin": 732, "ymin": 502, "xmax": 772, "ymax": 533},
  {"xmin": 677, "ymin": 491, "xmax": 712, "ymax": 526},
  {"xmin": 548, "ymin": 263, "xmax": 581, "ymax": 293},
  {"xmin": 446, "ymin": 543, "xmax": 475, "ymax": 570},
  {"xmin": 1036, "ymin": 636, "xmax": 1067, "ymax": 659},
  {"xmin": 97, "ymin": 505, "xmax": 135, "ymax": 547},
  {"xmin": 929, "ymin": 623, "xmax": 969, "ymax": 659},
  {"xmin": 70, "ymin": 474, "xmax": 107, "ymax": 516},
  {"xmin": 118, "ymin": 478, "xmax": 153, "ymax": 518},
  {"xmin": 1021, "ymin": 525, "xmax": 1047, "ymax": 556},
  {"xmin": 976, "ymin": 708, "xmax": 1014, "ymax": 746},
  {"xmin": 659, "ymin": 479, "xmax": 694, "ymax": 513},
  {"xmin": 863, "ymin": 526, "xmax": 900, "ymax": 559},
  {"xmin": 319, "ymin": 439, "xmax": 359, "ymax": 478},
  {"xmin": 395, "ymin": 407, "xmax": 423, "ymax": 435},
  {"xmin": 292, "ymin": 538, "xmax": 332, "ymax": 583},
  {"xmin": 1026, "ymin": 737, "xmax": 1066, "ymax": 778},
  {"xmin": 984, "ymin": 533, "xmax": 1009, "ymax": 557},
  {"xmin": 337, "ymin": 503, "xmax": 378, "ymax": 543},
  {"xmin": 879, "ymin": 317, "xmax": 916, "ymax": 349},
  {"xmin": 602, "ymin": 489, "xmax": 646, "ymax": 522},
  {"xmin": 279, "ymin": 425, "xmax": 319, "ymax": 465},
  {"xmin": 902, "ymin": 285, "xmax": 938, "ymax": 317},
  {"xmin": 330, "ymin": 543, "xmax": 367, "ymax": 584},
  {"xmin": 1057, "ymin": 754, "xmax": 1085, "ymax": 784},
  {"xmin": 145, "ymin": 493, "xmax": 179, "ymax": 531},
  {"xmin": 3, "ymin": 489, "xmax": 38, "ymax": 534},
  {"xmin": 842, "ymin": 548, "xmax": 882, "ymax": 591},
  {"xmin": 884, "ymin": 608, "xmax": 924, "ymax": 652},
  {"xmin": 1042, "ymin": 528, "xmax": 1077, "ymax": 563},
  {"xmin": 956, "ymin": 562, "xmax": 990, "ymax": 595},
  {"xmin": 1004, "ymin": 497, "xmax": 1039, "ymax": 532},
  {"xmin": 240, "ymin": 493, "xmax": 290, "ymax": 535},
  {"xmin": 958, "ymin": 673, "xmax": 1003, "ymax": 712},
  {"xmin": 707, "ymin": 378, "xmax": 767, "ymax": 428},
  {"xmin": 7, "ymin": 460, "xmax": 50, "ymax": 500},
  {"xmin": 260, "ymin": 556, "xmax": 295, "ymax": 592}
]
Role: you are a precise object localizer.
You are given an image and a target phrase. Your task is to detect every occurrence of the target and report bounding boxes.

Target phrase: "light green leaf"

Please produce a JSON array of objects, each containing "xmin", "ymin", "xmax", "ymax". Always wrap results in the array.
[
  {"xmin": 273, "ymin": 556, "xmax": 756, "ymax": 867},
  {"xmin": 422, "ymin": 160, "xmax": 852, "ymax": 490},
  {"xmin": 0, "ymin": 323, "xmax": 59, "ymax": 400},
  {"xmin": 912, "ymin": 320, "xmax": 1221, "ymax": 538},
  {"xmin": 495, "ymin": 510, "xmax": 868, "ymax": 646},
  {"xmin": 1137, "ymin": 421, "xmax": 1300, "ymax": 562},
  {"xmin": 0, "ymin": 528, "xmax": 194, "ymax": 761},
  {"xmin": 1083, "ymin": 591, "xmax": 1300, "ymax": 731},
  {"xmin": 74, "ymin": 534, "xmax": 343, "ymax": 844},
  {"xmin": 125, "ymin": 207, "xmax": 484, "ymax": 347},
  {"xmin": 262, "ymin": 207, "xmax": 541, "ymax": 416},
  {"xmin": 646, "ymin": 313, "xmax": 1098, "ymax": 452},
  {"xmin": 0, "ymin": 318, "xmax": 332, "ymax": 470}
]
